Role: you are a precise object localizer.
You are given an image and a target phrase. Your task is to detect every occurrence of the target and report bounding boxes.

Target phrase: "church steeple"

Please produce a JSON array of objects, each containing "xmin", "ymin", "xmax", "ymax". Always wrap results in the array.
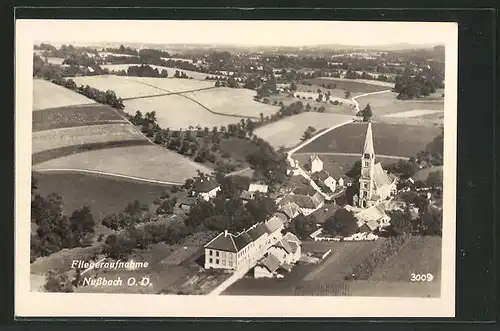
[{"xmin": 362, "ymin": 121, "xmax": 375, "ymax": 158}]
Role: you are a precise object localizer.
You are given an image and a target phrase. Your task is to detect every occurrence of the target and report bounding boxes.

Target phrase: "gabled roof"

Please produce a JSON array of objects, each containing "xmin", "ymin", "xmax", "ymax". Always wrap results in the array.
[
  {"xmin": 292, "ymin": 186, "xmax": 317, "ymax": 196},
  {"xmin": 259, "ymin": 253, "xmax": 281, "ymax": 273},
  {"xmin": 278, "ymin": 202, "xmax": 302, "ymax": 219},
  {"xmin": 373, "ymin": 163, "xmax": 393, "ymax": 189},
  {"xmin": 274, "ymin": 239, "xmax": 293, "ymax": 254},
  {"xmin": 279, "ymin": 195, "xmax": 321, "ymax": 210},
  {"xmin": 246, "ymin": 223, "xmax": 268, "ymax": 240},
  {"xmin": 233, "ymin": 232, "xmax": 253, "ymax": 251},
  {"xmin": 316, "ymin": 170, "xmax": 332, "ymax": 182},
  {"xmin": 272, "ymin": 212, "xmax": 289, "ymax": 224},
  {"xmin": 283, "ymin": 232, "xmax": 301, "ymax": 245},
  {"xmin": 193, "ymin": 177, "xmax": 220, "ymax": 193},
  {"xmin": 264, "ymin": 216, "xmax": 284, "ymax": 233},
  {"xmin": 355, "ymin": 203, "xmax": 389, "ymax": 225},
  {"xmin": 204, "ymin": 232, "xmax": 237, "ymax": 253},
  {"xmin": 248, "ymin": 183, "xmax": 268, "ymax": 193},
  {"xmin": 310, "ymin": 154, "xmax": 322, "ymax": 163},
  {"xmin": 239, "ymin": 190, "xmax": 253, "ymax": 200},
  {"xmin": 362, "ymin": 122, "xmax": 375, "ymax": 156}
]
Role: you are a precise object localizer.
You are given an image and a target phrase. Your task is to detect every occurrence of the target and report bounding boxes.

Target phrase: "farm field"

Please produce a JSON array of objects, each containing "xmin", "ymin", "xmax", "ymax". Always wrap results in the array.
[
  {"xmin": 297, "ymin": 122, "xmax": 441, "ymax": 157},
  {"xmin": 254, "ymin": 112, "xmax": 353, "ymax": 149},
  {"xmin": 354, "ymin": 90, "xmax": 444, "ymax": 118},
  {"xmin": 182, "ymin": 87, "xmax": 277, "ymax": 118},
  {"xmin": 266, "ymin": 93, "xmax": 355, "ymax": 116},
  {"xmin": 32, "ymin": 123, "xmax": 146, "ymax": 154},
  {"xmin": 70, "ymin": 75, "xmax": 165, "ymax": 99},
  {"xmin": 101, "ymin": 64, "xmax": 209, "ymax": 80},
  {"xmin": 32, "ymin": 144, "xmax": 213, "ymax": 184},
  {"xmin": 369, "ymin": 236, "xmax": 442, "ymax": 283},
  {"xmin": 32, "ymin": 104, "xmax": 126, "ymax": 132},
  {"xmin": 33, "ymin": 79, "xmax": 96, "ymax": 111},
  {"xmin": 126, "ymin": 76, "xmax": 214, "ymax": 93},
  {"xmin": 303, "ymin": 77, "xmax": 394, "ymax": 93},
  {"xmin": 124, "ymin": 94, "xmax": 246, "ymax": 130},
  {"xmin": 33, "ymin": 171, "xmax": 173, "ymax": 223}
]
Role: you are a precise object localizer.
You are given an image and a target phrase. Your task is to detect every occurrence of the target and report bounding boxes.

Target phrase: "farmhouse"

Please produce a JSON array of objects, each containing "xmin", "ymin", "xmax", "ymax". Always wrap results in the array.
[
  {"xmin": 191, "ymin": 177, "xmax": 221, "ymax": 201},
  {"xmin": 240, "ymin": 183, "xmax": 269, "ymax": 202},
  {"xmin": 309, "ymin": 154, "xmax": 324, "ymax": 173},
  {"xmin": 276, "ymin": 202, "xmax": 302, "ymax": 221},
  {"xmin": 354, "ymin": 122, "xmax": 398, "ymax": 209},
  {"xmin": 278, "ymin": 193, "xmax": 324, "ymax": 216},
  {"xmin": 254, "ymin": 232, "xmax": 302, "ymax": 279}
]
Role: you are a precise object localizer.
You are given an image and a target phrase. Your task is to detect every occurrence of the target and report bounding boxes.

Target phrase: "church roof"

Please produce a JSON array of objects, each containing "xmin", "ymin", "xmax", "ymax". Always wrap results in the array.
[
  {"xmin": 373, "ymin": 163, "xmax": 393, "ymax": 189},
  {"xmin": 362, "ymin": 122, "xmax": 375, "ymax": 156}
]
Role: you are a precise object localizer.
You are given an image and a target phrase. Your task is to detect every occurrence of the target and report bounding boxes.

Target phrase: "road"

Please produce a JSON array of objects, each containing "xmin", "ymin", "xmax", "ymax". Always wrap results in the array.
[{"xmin": 351, "ymin": 89, "xmax": 393, "ymax": 113}]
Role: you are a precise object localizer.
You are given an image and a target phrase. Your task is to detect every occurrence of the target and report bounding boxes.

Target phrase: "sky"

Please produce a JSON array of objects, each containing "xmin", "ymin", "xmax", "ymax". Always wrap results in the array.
[{"xmin": 20, "ymin": 20, "xmax": 456, "ymax": 47}]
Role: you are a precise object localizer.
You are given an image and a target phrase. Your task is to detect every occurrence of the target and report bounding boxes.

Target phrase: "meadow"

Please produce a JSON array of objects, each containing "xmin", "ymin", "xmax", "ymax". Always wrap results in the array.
[
  {"xmin": 182, "ymin": 87, "xmax": 277, "ymax": 118},
  {"xmin": 124, "ymin": 94, "xmax": 247, "ymax": 130},
  {"xmin": 32, "ymin": 144, "xmax": 213, "ymax": 184},
  {"xmin": 302, "ymin": 77, "xmax": 394, "ymax": 93},
  {"xmin": 254, "ymin": 112, "xmax": 353, "ymax": 149},
  {"xmin": 70, "ymin": 75, "xmax": 165, "ymax": 99},
  {"xmin": 32, "ymin": 104, "xmax": 126, "ymax": 132},
  {"xmin": 298, "ymin": 122, "xmax": 441, "ymax": 157},
  {"xmin": 33, "ymin": 171, "xmax": 172, "ymax": 228},
  {"xmin": 101, "ymin": 64, "xmax": 209, "ymax": 80},
  {"xmin": 33, "ymin": 79, "xmax": 96, "ymax": 111},
  {"xmin": 354, "ymin": 90, "xmax": 444, "ymax": 118},
  {"xmin": 32, "ymin": 123, "xmax": 146, "ymax": 154},
  {"xmin": 126, "ymin": 76, "xmax": 214, "ymax": 94},
  {"xmin": 368, "ymin": 236, "xmax": 442, "ymax": 283}
]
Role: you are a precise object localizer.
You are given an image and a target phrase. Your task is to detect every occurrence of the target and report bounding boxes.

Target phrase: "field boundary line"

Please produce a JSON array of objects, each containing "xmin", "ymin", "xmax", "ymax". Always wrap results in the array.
[
  {"xmin": 33, "ymin": 168, "xmax": 183, "ymax": 186},
  {"xmin": 130, "ymin": 79, "xmax": 259, "ymax": 120},
  {"xmin": 122, "ymin": 86, "xmax": 217, "ymax": 101}
]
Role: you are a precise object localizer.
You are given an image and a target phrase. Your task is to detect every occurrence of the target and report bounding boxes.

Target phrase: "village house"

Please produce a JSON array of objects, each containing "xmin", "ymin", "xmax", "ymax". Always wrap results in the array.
[
  {"xmin": 254, "ymin": 253, "xmax": 281, "ymax": 279},
  {"xmin": 191, "ymin": 177, "xmax": 220, "ymax": 201},
  {"xmin": 276, "ymin": 202, "xmax": 302, "ymax": 222},
  {"xmin": 240, "ymin": 183, "xmax": 269, "ymax": 202},
  {"xmin": 355, "ymin": 203, "xmax": 392, "ymax": 233},
  {"xmin": 278, "ymin": 193, "xmax": 324, "ymax": 216},
  {"xmin": 254, "ymin": 232, "xmax": 302, "ymax": 279},
  {"xmin": 309, "ymin": 154, "xmax": 324, "ymax": 173}
]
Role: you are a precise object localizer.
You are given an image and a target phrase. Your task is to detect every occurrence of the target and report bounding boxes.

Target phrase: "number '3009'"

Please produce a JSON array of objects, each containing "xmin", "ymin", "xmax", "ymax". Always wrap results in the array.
[{"xmin": 410, "ymin": 273, "xmax": 434, "ymax": 282}]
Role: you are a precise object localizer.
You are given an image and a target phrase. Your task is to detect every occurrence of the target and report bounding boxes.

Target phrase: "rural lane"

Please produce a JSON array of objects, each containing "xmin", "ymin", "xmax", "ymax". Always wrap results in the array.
[
  {"xmin": 33, "ymin": 168, "xmax": 183, "ymax": 186},
  {"xmin": 351, "ymin": 89, "xmax": 393, "ymax": 113}
]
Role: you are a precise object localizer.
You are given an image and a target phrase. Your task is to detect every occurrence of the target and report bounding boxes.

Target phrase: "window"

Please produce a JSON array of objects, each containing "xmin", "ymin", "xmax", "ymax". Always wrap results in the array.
[
  {"xmin": 364, "ymin": 161, "xmax": 370, "ymax": 167},
  {"xmin": 209, "ymin": 258, "xmax": 213, "ymax": 263},
  {"xmin": 209, "ymin": 250, "xmax": 213, "ymax": 256},
  {"xmin": 216, "ymin": 259, "xmax": 220, "ymax": 264},
  {"xmin": 364, "ymin": 153, "xmax": 370, "ymax": 159},
  {"xmin": 222, "ymin": 260, "xmax": 226, "ymax": 266},
  {"xmin": 216, "ymin": 251, "xmax": 219, "ymax": 257},
  {"xmin": 221, "ymin": 252, "xmax": 225, "ymax": 258},
  {"xmin": 229, "ymin": 261, "xmax": 233, "ymax": 267}
]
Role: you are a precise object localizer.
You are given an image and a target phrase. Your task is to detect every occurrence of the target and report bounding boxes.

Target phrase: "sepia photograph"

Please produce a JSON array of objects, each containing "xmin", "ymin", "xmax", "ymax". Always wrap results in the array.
[{"xmin": 16, "ymin": 19, "xmax": 457, "ymax": 317}]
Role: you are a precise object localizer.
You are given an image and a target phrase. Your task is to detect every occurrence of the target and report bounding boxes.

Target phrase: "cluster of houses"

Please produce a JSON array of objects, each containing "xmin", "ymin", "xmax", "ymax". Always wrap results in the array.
[{"xmin": 203, "ymin": 207, "xmax": 302, "ymax": 279}]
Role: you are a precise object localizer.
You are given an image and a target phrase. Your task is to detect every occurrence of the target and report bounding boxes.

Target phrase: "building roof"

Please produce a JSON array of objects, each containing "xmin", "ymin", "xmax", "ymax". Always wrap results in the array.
[
  {"xmin": 204, "ymin": 231, "xmax": 238, "ymax": 253},
  {"xmin": 232, "ymin": 232, "xmax": 253, "ymax": 251},
  {"xmin": 272, "ymin": 212, "xmax": 289, "ymax": 224},
  {"xmin": 259, "ymin": 253, "xmax": 281, "ymax": 273},
  {"xmin": 316, "ymin": 170, "xmax": 332, "ymax": 182},
  {"xmin": 355, "ymin": 203, "xmax": 389, "ymax": 226},
  {"xmin": 310, "ymin": 154, "xmax": 322, "ymax": 163},
  {"xmin": 279, "ymin": 195, "xmax": 321, "ymax": 210},
  {"xmin": 283, "ymin": 232, "xmax": 301, "ymax": 245},
  {"xmin": 288, "ymin": 241, "xmax": 299, "ymax": 254},
  {"xmin": 362, "ymin": 122, "xmax": 375, "ymax": 156},
  {"xmin": 192, "ymin": 177, "xmax": 220, "ymax": 193},
  {"xmin": 373, "ymin": 163, "xmax": 393, "ymax": 189},
  {"xmin": 292, "ymin": 186, "xmax": 317, "ymax": 196},
  {"xmin": 278, "ymin": 202, "xmax": 302, "ymax": 219},
  {"xmin": 245, "ymin": 223, "xmax": 268, "ymax": 241},
  {"xmin": 239, "ymin": 190, "xmax": 253, "ymax": 200},
  {"xmin": 248, "ymin": 183, "xmax": 268, "ymax": 193},
  {"xmin": 177, "ymin": 196, "xmax": 197, "ymax": 206},
  {"xmin": 264, "ymin": 216, "xmax": 284, "ymax": 233}
]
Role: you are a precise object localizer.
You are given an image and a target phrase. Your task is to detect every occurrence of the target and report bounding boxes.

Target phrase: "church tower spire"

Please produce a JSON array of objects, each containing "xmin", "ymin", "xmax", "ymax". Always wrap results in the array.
[{"xmin": 357, "ymin": 122, "xmax": 376, "ymax": 208}]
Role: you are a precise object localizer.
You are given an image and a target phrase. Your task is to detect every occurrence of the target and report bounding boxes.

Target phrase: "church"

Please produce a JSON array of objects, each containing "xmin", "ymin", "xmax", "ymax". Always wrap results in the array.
[{"xmin": 353, "ymin": 122, "xmax": 397, "ymax": 209}]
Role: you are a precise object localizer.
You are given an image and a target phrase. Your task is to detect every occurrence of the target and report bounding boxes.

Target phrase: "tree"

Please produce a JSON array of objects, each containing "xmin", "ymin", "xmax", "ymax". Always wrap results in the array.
[
  {"xmin": 69, "ymin": 206, "xmax": 95, "ymax": 244},
  {"xmin": 215, "ymin": 80, "xmax": 221, "ymax": 87},
  {"xmin": 44, "ymin": 272, "xmax": 73, "ymax": 293},
  {"xmin": 156, "ymin": 197, "xmax": 177, "ymax": 215},
  {"xmin": 324, "ymin": 208, "xmax": 358, "ymax": 236},
  {"xmin": 426, "ymin": 171, "xmax": 443, "ymax": 188},
  {"xmin": 290, "ymin": 81, "xmax": 297, "ymax": 92},
  {"xmin": 361, "ymin": 103, "xmax": 372, "ymax": 122},
  {"xmin": 344, "ymin": 91, "xmax": 351, "ymax": 99},
  {"xmin": 387, "ymin": 206, "xmax": 414, "ymax": 235},
  {"xmin": 290, "ymin": 214, "xmax": 317, "ymax": 240}
]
